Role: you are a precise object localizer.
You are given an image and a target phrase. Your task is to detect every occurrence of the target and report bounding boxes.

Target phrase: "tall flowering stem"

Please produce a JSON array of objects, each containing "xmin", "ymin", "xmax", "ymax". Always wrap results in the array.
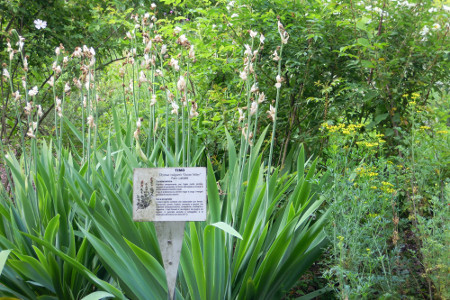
[
  {"xmin": 186, "ymin": 59, "xmax": 192, "ymax": 167},
  {"xmin": 266, "ymin": 22, "xmax": 287, "ymax": 208},
  {"xmin": 9, "ymin": 32, "xmax": 29, "ymax": 173},
  {"xmin": 267, "ymin": 46, "xmax": 282, "ymax": 178}
]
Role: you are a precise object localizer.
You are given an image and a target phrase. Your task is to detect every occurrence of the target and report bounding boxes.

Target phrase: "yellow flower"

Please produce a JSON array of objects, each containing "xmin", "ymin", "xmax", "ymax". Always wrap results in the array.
[
  {"xmin": 437, "ymin": 130, "xmax": 448, "ymax": 134},
  {"xmin": 337, "ymin": 235, "xmax": 344, "ymax": 241},
  {"xmin": 419, "ymin": 126, "xmax": 430, "ymax": 130},
  {"xmin": 371, "ymin": 186, "xmax": 377, "ymax": 190}
]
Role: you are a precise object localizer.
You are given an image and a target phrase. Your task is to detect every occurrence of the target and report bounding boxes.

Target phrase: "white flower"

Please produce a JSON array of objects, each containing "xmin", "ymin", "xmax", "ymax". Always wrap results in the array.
[
  {"xmin": 257, "ymin": 92, "xmax": 266, "ymax": 104},
  {"xmin": 174, "ymin": 26, "xmax": 182, "ymax": 34},
  {"xmin": 267, "ymin": 105, "xmax": 276, "ymax": 121},
  {"xmin": 272, "ymin": 50, "xmax": 280, "ymax": 61},
  {"xmin": 166, "ymin": 90, "xmax": 174, "ymax": 102},
  {"xmin": 55, "ymin": 47, "xmax": 61, "ymax": 56},
  {"xmin": 250, "ymin": 101, "xmax": 258, "ymax": 116},
  {"xmin": 275, "ymin": 75, "xmax": 282, "ymax": 89},
  {"xmin": 134, "ymin": 129, "xmax": 140, "ymax": 140},
  {"xmin": 432, "ymin": 23, "xmax": 441, "ymax": 30},
  {"xmin": 64, "ymin": 82, "xmax": 71, "ymax": 93},
  {"xmin": 139, "ymin": 71, "xmax": 147, "ymax": 83},
  {"xmin": 249, "ymin": 30, "xmax": 258, "ymax": 38},
  {"xmin": 27, "ymin": 127, "xmax": 36, "ymax": 138},
  {"xmin": 171, "ymin": 102, "xmax": 179, "ymax": 115},
  {"xmin": 90, "ymin": 47, "xmax": 96, "ymax": 56},
  {"xmin": 231, "ymin": 13, "xmax": 239, "ymax": 18},
  {"xmin": 72, "ymin": 47, "xmax": 82, "ymax": 58},
  {"xmin": 24, "ymin": 102, "xmax": 33, "ymax": 115},
  {"xmin": 240, "ymin": 70, "xmax": 248, "ymax": 81},
  {"xmin": 48, "ymin": 76, "xmax": 54, "ymax": 87},
  {"xmin": 161, "ymin": 44, "xmax": 167, "ymax": 54},
  {"xmin": 170, "ymin": 58, "xmax": 180, "ymax": 71},
  {"xmin": 178, "ymin": 34, "xmax": 188, "ymax": 45},
  {"xmin": 136, "ymin": 119, "xmax": 142, "ymax": 129},
  {"xmin": 177, "ymin": 75, "xmax": 186, "ymax": 91},
  {"xmin": 151, "ymin": 3, "xmax": 157, "ymax": 9},
  {"xmin": 14, "ymin": 90, "xmax": 21, "ymax": 101},
  {"xmin": 150, "ymin": 94, "xmax": 157, "ymax": 106},
  {"xmin": 189, "ymin": 45, "xmax": 195, "ymax": 59},
  {"xmin": 28, "ymin": 86, "xmax": 38, "ymax": 97},
  {"xmin": 126, "ymin": 31, "xmax": 133, "ymax": 39},
  {"xmin": 278, "ymin": 21, "xmax": 289, "ymax": 44},
  {"xmin": 87, "ymin": 115, "xmax": 95, "ymax": 128},
  {"xmin": 420, "ymin": 25, "xmax": 430, "ymax": 36},
  {"xmin": 37, "ymin": 105, "xmax": 43, "ymax": 117},
  {"xmin": 190, "ymin": 101, "xmax": 198, "ymax": 118},
  {"xmin": 55, "ymin": 101, "xmax": 62, "ymax": 117},
  {"xmin": 244, "ymin": 44, "xmax": 252, "ymax": 56},
  {"xmin": 260, "ymin": 33, "xmax": 265, "ymax": 44},
  {"xmin": 238, "ymin": 108, "xmax": 244, "ymax": 123},
  {"xmin": 7, "ymin": 41, "xmax": 12, "ymax": 53},
  {"xmin": 281, "ymin": 32, "xmax": 289, "ymax": 44},
  {"xmin": 23, "ymin": 56, "xmax": 28, "ymax": 70},
  {"xmin": 2, "ymin": 69, "xmax": 10, "ymax": 79},
  {"xmin": 34, "ymin": 19, "xmax": 47, "ymax": 29},
  {"xmin": 16, "ymin": 36, "xmax": 25, "ymax": 51},
  {"xmin": 250, "ymin": 83, "xmax": 258, "ymax": 93}
]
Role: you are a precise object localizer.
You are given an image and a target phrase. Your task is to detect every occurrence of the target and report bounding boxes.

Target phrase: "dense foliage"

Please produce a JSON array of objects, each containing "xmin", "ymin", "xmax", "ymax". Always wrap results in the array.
[{"xmin": 0, "ymin": 0, "xmax": 449, "ymax": 299}]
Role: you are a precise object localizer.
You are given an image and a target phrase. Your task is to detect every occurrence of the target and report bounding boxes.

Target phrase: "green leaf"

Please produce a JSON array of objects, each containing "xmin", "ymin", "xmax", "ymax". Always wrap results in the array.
[
  {"xmin": 357, "ymin": 38, "xmax": 370, "ymax": 47},
  {"xmin": 212, "ymin": 222, "xmax": 242, "ymax": 240},
  {"xmin": 207, "ymin": 156, "xmax": 220, "ymax": 223},
  {"xmin": 81, "ymin": 291, "xmax": 114, "ymax": 300},
  {"xmin": 361, "ymin": 60, "xmax": 374, "ymax": 68},
  {"xmin": 295, "ymin": 287, "xmax": 332, "ymax": 300},
  {"xmin": 44, "ymin": 214, "xmax": 60, "ymax": 244},
  {"xmin": 0, "ymin": 249, "xmax": 12, "ymax": 275},
  {"xmin": 375, "ymin": 113, "xmax": 389, "ymax": 123},
  {"xmin": 63, "ymin": 116, "xmax": 83, "ymax": 142}
]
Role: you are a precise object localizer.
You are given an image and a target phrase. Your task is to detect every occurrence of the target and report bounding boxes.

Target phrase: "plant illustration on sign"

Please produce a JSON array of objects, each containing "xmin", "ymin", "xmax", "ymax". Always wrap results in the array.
[{"xmin": 137, "ymin": 178, "xmax": 154, "ymax": 210}]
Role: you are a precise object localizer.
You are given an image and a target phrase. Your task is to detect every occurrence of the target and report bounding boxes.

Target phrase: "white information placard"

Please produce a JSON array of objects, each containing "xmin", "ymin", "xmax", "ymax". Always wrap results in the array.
[{"xmin": 133, "ymin": 167, "xmax": 207, "ymax": 222}]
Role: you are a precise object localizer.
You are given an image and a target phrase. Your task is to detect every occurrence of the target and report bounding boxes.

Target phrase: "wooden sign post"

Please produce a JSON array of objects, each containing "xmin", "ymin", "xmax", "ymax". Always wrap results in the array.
[{"xmin": 133, "ymin": 167, "xmax": 207, "ymax": 300}]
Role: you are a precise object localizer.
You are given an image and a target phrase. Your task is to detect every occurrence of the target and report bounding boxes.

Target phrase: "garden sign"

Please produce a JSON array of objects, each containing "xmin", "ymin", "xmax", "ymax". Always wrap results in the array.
[{"xmin": 133, "ymin": 167, "xmax": 207, "ymax": 300}]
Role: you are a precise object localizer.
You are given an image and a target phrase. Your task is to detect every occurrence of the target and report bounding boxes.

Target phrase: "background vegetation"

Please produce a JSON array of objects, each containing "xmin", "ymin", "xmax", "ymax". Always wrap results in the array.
[{"xmin": 0, "ymin": 0, "xmax": 449, "ymax": 299}]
